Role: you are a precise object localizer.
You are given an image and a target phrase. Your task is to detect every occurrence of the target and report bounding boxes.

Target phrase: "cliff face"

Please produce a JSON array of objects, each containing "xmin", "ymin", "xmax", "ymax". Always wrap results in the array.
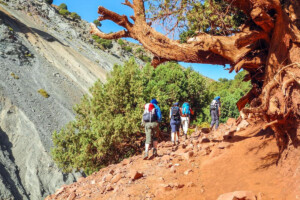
[{"xmin": 0, "ymin": 0, "xmax": 140, "ymax": 199}]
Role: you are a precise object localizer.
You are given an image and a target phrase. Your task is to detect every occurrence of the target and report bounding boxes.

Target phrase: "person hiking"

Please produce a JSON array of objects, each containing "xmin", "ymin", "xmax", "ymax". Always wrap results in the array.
[
  {"xmin": 210, "ymin": 96, "xmax": 221, "ymax": 131},
  {"xmin": 180, "ymin": 102, "xmax": 194, "ymax": 140},
  {"xmin": 170, "ymin": 102, "xmax": 181, "ymax": 145},
  {"xmin": 142, "ymin": 99, "xmax": 162, "ymax": 160}
]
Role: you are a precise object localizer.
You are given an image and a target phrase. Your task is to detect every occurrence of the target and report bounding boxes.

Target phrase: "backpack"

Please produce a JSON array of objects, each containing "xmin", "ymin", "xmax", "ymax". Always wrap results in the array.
[
  {"xmin": 182, "ymin": 102, "xmax": 190, "ymax": 116},
  {"xmin": 143, "ymin": 103, "xmax": 157, "ymax": 122},
  {"xmin": 210, "ymin": 100, "xmax": 218, "ymax": 110},
  {"xmin": 171, "ymin": 106, "xmax": 180, "ymax": 121}
]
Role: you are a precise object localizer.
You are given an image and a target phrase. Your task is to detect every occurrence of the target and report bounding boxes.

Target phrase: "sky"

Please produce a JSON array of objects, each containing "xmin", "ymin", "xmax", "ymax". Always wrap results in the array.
[{"xmin": 53, "ymin": 0, "xmax": 237, "ymax": 81}]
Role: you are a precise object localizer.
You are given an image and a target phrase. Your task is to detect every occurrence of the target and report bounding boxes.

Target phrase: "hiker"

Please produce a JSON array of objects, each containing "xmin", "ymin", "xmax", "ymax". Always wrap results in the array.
[
  {"xmin": 142, "ymin": 99, "xmax": 162, "ymax": 160},
  {"xmin": 170, "ymin": 102, "xmax": 181, "ymax": 145},
  {"xmin": 210, "ymin": 96, "xmax": 221, "ymax": 131},
  {"xmin": 180, "ymin": 102, "xmax": 194, "ymax": 140}
]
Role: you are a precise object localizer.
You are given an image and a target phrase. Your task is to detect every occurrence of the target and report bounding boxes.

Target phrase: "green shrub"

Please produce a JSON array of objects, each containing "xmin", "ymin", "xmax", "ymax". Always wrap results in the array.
[
  {"xmin": 93, "ymin": 20, "xmax": 101, "ymax": 27},
  {"xmin": 58, "ymin": 3, "xmax": 67, "ymax": 10},
  {"xmin": 138, "ymin": 55, "xmax": 151, "ymax": 62},
  {"xmin": 59, "ymin": 9, "xmax": 69, "ymax": 16},
  {"xmin": 135, "ymin": 47, "xmax": 144, "ymax": 54},
  {"xmin": 8, "ymin": 26, "xmax": 13, "ymax": 32},
  {"xmin": 25, "ymin": 53, "xmax": 33, "ymax": 57},
  {"xmin": 10, "ymin": 72, "xmax": 19, "ymax": 79},
  {"xmin": 0, "ymin": 1, "xmax": 8, "ymax": 6},
  {"xmin": 123, "ymin": 46, "xmax": 132, "ymax": 53},
  {"xmin": 117, "ymin": 39, "xmax": 125, "ymax": 46},
  {"xmin": 38, "ymin": 89, "xmax": 50, "ymax": 98},
  {"xmin": 92, "ymin": 35, "xmax": 113, "ymax": 49},
  {"xmin": 51, "ymin": 59, "xmax": 210, "ymax": 174},
  {"xmin": 45, "ymin": 0, "xmax": 53, "ymax": 4},
  {"xmin": 70, "ymin": 12, "xmax": 81, "ymax": 20}
]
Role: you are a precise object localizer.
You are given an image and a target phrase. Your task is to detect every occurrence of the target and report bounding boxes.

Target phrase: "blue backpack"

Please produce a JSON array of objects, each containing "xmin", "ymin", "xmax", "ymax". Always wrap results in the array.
[{"xmin": 182, "ymin": 102, "xmax": 190, "ymax": 116}]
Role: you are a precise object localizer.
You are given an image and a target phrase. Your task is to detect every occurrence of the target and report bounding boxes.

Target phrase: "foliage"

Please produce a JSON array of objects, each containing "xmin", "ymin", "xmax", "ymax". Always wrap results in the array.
[
  {"xmin": 0, "ymin": 0, "xmax": 8, "ymax": 6},
  {"xmin": 92, "ymin": 35, "xmax": 113, "ymax": 49},
  {"xmin": 70, "ymin": 12, "xmax": 81, "ymax": 20},
  {"xmin": 38, "ymin": 89, "xmax": 50, "ymax": 98},
  {"xmin": 138, "ymin": 55, "xmax": 151, "ymax": 63},
  {"xmin": 59, "ymin": 9, "xmax": 70, "ymax": 16},
  {"xmin": 146, "ymin": 0, "xmax": 247, "ymax": 38},
  {"xmin": 179, "ymin": 30, "xmax": 197, "ymax": 43},
  {"xmin": 123, "ymin": 46, "xmax": 132, "ymax": 53},
  {"xmin": 93, "ymin": 20, "xmax": 101, "ymax": 27},
  {"xmin": 51, "ymin": 59, "xmax": 210, "ymax": 174},
  {"xmin": 45, "ymin": 0, "xmax": 53, "ymax": 4},
  {"xmin": 117, "ymin": 39, "xmax": 125, "ymax": 47},
  {"xmin": 58, "ymin": 3, "xmax": 67, "ymax": 10},
  {"xmin": 208, "ymin": 71, "xmax": 251, "ymax": 123},
  {"xmin": 135, "ymin": 47, "xmax": 144, "ymax": 54}
]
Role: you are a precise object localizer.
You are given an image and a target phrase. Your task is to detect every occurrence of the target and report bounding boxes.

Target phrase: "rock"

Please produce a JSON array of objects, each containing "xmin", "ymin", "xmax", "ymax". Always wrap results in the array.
[
  {"xmin": 174, "ymin": 183, "xmax": 184, "ymax": 189},
  {"xmin": 201, "ymin": 127, "xmax": 210, "ymax": 133},
  {"xmin": 183, "ymin": 151, "xmax": 194, "ymax": 160},
  {"xmin": 201, "ymin": 136, "xmax": 210, "ymax": 143},
  {"xmin": 218, "ymin": 142, "xmax": 232, "ymax": 149},
  {"xmin": 109, "ymin": 169, "xmax": 115, "ymax": 174},
  {"xmin": 67, "ymin": 192, "xmax": 76, "ymax": 200},
  {"xmin": 106, "ymin": 185, "xmax": 114, "ymax": 191},
  {"xmin": 103, "ymin": 174, "xmax": 113, "ymax": 182},
  {"xmin": 217, "ymin": 191, "xmax": 257, "ymax": 200},
  {"xmin": 184, "ymin": 169, "xmax": 193, "ymax": 175},
  {"xmin": 160, "ymin": 184, "xmax": 173, "ymax": 191},
  {"xmin": 111, "ymin": 174, "xmax": 122, "ymax": 184},
  {"xmin": 164, "ymin": 141, "xmax": 173, "ymax": 148},
  {"xmin": 170, "ymin": 166, "xmax": 176, "ymax": 173},
  {"xmin": 236, "ymin": 120, "xmax": 249, "ymax": 132},
  {"xmin": 121, "ymin": 159, "xmax": 131, "ymax": 165},
  {"xmin": 161, "ymin": 155, "xmax": 171, "ymax": 162},
  {"xmin": 129, "ymin": 171, "xmax": 143, "ymax": 180},
  {"xmin": 226, "ymin": 118, "xmax": 236, "ymax": 126},
  {"xmin": 90, "ymin": 180, "xmax": 95, "ymax": 185}
]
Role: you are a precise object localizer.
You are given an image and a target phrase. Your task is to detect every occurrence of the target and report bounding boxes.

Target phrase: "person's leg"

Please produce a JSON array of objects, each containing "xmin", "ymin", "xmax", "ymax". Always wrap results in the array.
[
  {"xmin": 152, "ymin": 122, "xmax": 159, "ymax": 156},
  {"xmin": 215, "ymin": 115, "xmax": 219, "ymax": 130},
  {"xmin": 210, "ymin": 110, "xmax": 216, "ymax": 130},
  {"xmin": 144, "ymin": 123, "xmax": 151, "ymax": 159},
  {"xmin": 171, "ymin": 132, "xmax": 175, "ymax": 144},
  {"xmin": 182, "ymin": 117, "xmax": 188, "ymax": 139}
]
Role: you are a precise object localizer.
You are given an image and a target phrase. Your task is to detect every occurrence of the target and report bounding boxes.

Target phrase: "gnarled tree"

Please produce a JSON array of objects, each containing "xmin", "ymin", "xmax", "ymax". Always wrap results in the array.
[{"xmin": 91, "ymin": 0, "xmax": 300, "ymax": 158}]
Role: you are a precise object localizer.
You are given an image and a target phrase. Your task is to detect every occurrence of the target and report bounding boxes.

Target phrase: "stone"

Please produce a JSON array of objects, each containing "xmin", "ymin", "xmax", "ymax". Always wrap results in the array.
[
  {"xmin": 218, "ymin": 142, "xmax": 232, "ymax": 149},
  {"xmin": 129, "ymin": 170, "xmax": 143, "ymax": 180},
  {"xmin": 236, "ymin": 120, "xmax": 249, "ymax": 132},
  {"xmin": 103, "ymin": 174, "xmax": 113, "ymax": 182},
  {"xmin": 183, "ymin": 151, "xmax": 194, "ymax": 160},
  {"xmin": 90, "ymin": 180, "xmax": 95, "ymax": 185},
  {"xmin": 121, "ymin": 159, "xmax": 131, "ymax": 165},
  {"xmin": 170, "ymin": 166, "xmax": 176, "ymax": 173},
  {"xmin": 160, "ymin": 184, "xmax": 173, "ymax": 191},
  {"xmin": 67, "ymin": 192, "xmax": 76, "ymax": 200},
  {"xmin": 106, "ymin": 185, "xmax": 114, "ymax": 191},
  {"xmin": 174, "ymin": 183, "xmax": 185, "ymax": 189},
  {"xmin": 217, "ymin": 191, "xmax": 257, "ymax": 200},
  {"xmin": 201, "ymin": 127, "xmax": 210, "ymax": 133},
  {"xmin": 161, "ymin": 155, "xmax": 171, "ymax": 162},
  {"xmin": 164, "ymin": 141, "xmax": 173, "ymax": 147},
  {"xmin": 184, "ymin": 169, "xmax": 193, "ymax": 175},
  {"xmin": 111, "ymin": 174, "xmax": 122, "ymax": 184},
  {"xmin": 226, "ymin": 118, "xmax": 236, "ymax": 126},
  {"xmin": 201, "ymin": 136, "xmax": 210, "ymax": 143}
]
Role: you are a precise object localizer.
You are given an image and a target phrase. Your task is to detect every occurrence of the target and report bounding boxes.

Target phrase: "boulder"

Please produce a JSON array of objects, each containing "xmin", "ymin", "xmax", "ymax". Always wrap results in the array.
[
  {"xmin": 236, "ymin": 120, "xmax": 250, "ymax": 132},
  {"xmin": 217, "ymin": 191, "xmax": 257, "ymax": 200},
  {"xmin": 201, "ymin": 136, "xmax": 210, "ymax": 143},
  {"xmin": 111, "ymin": 174, "xmax": 122, "ymax": 184}
]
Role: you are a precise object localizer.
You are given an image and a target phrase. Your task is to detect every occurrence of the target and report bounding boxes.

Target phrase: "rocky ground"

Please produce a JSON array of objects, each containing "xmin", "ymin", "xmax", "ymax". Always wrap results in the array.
[
  {"xmin": 0, "ymin": 0, "xmax": 148, "ymax": 199},
  {"xmin": 45, "ymin": 118, "xmax": 300, "ymax": 200}
]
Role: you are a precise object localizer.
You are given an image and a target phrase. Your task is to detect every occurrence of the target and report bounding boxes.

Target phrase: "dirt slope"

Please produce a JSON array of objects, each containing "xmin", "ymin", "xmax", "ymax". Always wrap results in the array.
[{"xmin": 46, "ymin": 120, "xmax": 300, "ymax": 200}]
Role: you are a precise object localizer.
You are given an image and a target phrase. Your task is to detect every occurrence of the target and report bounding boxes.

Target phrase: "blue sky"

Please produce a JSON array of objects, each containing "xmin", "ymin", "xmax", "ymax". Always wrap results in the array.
[{"xmin": 53, "ymin": 0, "xmax": 236, "ymax": 80}]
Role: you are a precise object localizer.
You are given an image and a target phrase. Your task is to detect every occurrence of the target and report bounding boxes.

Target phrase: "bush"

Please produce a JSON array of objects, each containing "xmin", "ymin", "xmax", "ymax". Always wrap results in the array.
[
  {"xmin": 38, "ymin": 89, "xmax": 50, "ymax": 98},
  {"xmin": 51, "ymin": 59, "xmax": 210, "ymax": 174},
  {"xmin": 59, "ymin": 9, "xmax": 69, "ymax": 16},
  {"xmin": 135, "ymin": 47, "xmax": 144, "ymax": 54},
  {"xmin": 92, "ymin": 35, "xmax": 113, "ymax": 49},
  {"xmin": 58, "ymin": 3, "xmax": 67, "ymax": 10},
  {"xmin": 93, "ymin": 20, "xmax": 101, "ymax": 27},
  {"xmin": 123, "ymin": 46, "xmax": 132, "ymax": 53},
  {"xmin": 45, "ymin": 0, "xmax": 53, "ymax": 4},
  {"xmin": 117, "ymin": 39, "xmax": 125, "ymax": 46},
  {"xmin": 138, "ymin": 55, "xmax": 151, "ymax": 62},
  {"xmin": 70, "ymin": 12, "xmax": 81, "ymax": 20}
]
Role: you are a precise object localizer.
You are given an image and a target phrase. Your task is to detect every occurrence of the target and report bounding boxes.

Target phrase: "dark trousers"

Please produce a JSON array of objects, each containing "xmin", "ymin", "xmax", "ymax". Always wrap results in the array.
[{"xmin": 210, "ymin": 109, "xmax": 219, "ymax": 130}]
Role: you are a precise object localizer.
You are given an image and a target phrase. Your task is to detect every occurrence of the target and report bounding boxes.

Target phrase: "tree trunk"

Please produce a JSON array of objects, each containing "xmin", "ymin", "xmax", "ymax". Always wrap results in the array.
[{"xmin": 242, "ymin": 0, "xmax": 300, "ymax": 158}]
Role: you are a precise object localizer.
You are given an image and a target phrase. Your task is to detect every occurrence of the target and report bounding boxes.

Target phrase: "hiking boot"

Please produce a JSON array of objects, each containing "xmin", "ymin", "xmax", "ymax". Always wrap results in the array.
[
  {"xmin": 143, "ymin": 152, "xmax": 148, "ymax": 160},
  {"xmin": 153, "ymin": 148, "xmax": 158, "ymax": 157}
]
